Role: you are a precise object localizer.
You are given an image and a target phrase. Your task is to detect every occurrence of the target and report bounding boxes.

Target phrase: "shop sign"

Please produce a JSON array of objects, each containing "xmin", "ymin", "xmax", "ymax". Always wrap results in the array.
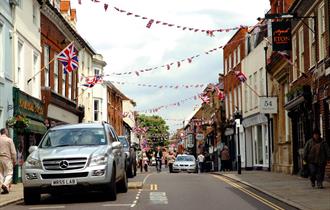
[
  {"xmin": 260, "ymin": 97, "xmax": 278, "ymax": 114},
  {"xmin": 187, "ymin": 134, "xmax": 194, "ymax": 148},
  {"xmin": 14, "ymin": 87, "xmax": 44, "ymax": 122},
  {"xmin": 272, "ymin": 21, "xmax": 292, "ymax": 51}
]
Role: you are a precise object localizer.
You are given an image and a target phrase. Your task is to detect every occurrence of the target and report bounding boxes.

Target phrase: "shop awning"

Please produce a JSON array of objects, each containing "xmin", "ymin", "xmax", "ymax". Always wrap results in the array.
[{"xmin": 26, "ymin": 120, "xmax": 47, "ymax": 134}]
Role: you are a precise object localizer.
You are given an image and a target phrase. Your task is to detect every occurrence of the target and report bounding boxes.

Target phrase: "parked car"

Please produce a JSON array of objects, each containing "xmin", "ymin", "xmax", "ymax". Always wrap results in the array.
[
  {"xmin": 172, "ymin": 154, "xmax": 198, "ymax": 173},
  {"xmin": 118, "ymin": 136, "xmax": 137, "ymax": 178},
  {"xmin": 22, "ymin": 122, "xmax": 128, "ymax": 204}
]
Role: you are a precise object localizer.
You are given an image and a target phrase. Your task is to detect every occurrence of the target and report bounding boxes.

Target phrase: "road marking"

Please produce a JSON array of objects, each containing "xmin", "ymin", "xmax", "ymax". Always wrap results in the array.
[
  {"xmin": 102, "ymin": 204, "xmax": 132, "ymax": 207},
  {"xmin": 149, "ymin": 192, "xmax": 168, "ymax": 205},
  {"xmin": 143, "ymin": 173, "xmax": 152, "ymax": 184},
  {"xmin": 29, "ymin": 207, "xmax": 65, "ymax": 210},
  {"xmin": 130, "ymin": 204, "xmax": 136, "ymax": 208},
  {"xmin": 213, "ymin": 175, "xmax": 284, "ymax": 210},
  {"xmin": 150, "ymin": 184, "xmax": 154, "ymax": 190},
  {"xmin": 154, "ymin": 184, "xmax": 158, "ymax": 190}
]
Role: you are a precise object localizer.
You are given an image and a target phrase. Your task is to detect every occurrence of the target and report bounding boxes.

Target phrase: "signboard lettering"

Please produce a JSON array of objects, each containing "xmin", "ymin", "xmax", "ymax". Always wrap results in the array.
[{"xmin": 272, "ymin": 21, "xmax": 292, "ymax": 51}]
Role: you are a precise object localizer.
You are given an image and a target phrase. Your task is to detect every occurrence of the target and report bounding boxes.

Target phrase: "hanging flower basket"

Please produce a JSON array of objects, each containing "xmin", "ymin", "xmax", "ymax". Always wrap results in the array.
[{"xmin": 6, "ymin": 115, "xmax": 30, "ymax": 129}]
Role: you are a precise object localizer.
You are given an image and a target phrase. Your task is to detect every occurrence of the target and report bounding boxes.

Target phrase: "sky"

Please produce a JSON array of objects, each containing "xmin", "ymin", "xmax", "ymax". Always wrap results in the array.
[{"xmin": 71, "ymin": 0, "xmax": 270, "ymax": 134}]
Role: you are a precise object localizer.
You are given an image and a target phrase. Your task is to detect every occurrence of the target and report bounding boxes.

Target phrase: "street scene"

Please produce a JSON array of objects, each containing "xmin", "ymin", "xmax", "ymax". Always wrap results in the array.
[{"xmin": 0, "ymin": 0, "xmax": 330, "ymax": 210}]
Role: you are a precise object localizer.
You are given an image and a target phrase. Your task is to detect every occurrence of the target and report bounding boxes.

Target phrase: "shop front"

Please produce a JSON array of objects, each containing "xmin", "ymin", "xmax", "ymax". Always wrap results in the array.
[
  {"xmin": 242, "ymin": 113, "xmax": 270, "ymax": 170},
  {"xmin": 9, "ymin": 87, "xmax": 47, "ymax": 183}
]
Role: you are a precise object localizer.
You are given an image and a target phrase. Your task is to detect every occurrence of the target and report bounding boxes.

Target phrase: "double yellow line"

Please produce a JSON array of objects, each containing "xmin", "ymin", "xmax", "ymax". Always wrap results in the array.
[{"xmin": 213, "ymin": 175, "xmax": 284, "ymax": 210}]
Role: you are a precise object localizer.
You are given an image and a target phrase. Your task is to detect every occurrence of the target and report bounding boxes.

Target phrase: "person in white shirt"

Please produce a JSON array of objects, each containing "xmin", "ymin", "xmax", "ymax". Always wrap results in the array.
[
  {"xmin": 197, "ymin": 153, "xmax": 205, "ymax": 173},
  {"xmin": 0, "ymin": 128, "xmax": 17, "ymax": 194}
]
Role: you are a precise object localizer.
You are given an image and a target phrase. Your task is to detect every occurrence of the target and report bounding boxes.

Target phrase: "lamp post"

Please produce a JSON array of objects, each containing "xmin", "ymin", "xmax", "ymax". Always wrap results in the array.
[
  {"xmin": 264, "ymin": 45, "xmax": 272, "ymax": 172},
  {"xmin": 234, "ymin": 109, "xmax": 242, "ymax": 174}
]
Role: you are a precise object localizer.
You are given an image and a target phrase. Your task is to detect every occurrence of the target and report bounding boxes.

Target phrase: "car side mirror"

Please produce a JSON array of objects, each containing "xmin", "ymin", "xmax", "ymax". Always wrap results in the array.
[
  {"xmin": 28, "ymin": 146, "xmax": 38, "ymax": 154},
  {"xmin": 111, "ymin": 141, "xmax": 121, "ymax": 149}
]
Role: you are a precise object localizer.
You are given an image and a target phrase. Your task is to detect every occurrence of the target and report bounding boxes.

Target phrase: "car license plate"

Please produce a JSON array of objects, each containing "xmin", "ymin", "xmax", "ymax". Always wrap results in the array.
[{"xmin": 51, "ymin": 179, "xmax": 77, "ymax": 186}]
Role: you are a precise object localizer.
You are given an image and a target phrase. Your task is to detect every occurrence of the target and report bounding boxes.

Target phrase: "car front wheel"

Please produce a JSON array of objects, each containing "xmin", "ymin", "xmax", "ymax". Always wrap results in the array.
[
  {"xmin": 107, "ymin": 167, "xmax": 117, "ymax": 201},
  {"xmin": 118, "ymin": 169, "xmax": 128, "ymax": 193},
  {"xmin": 24, "ymin": 187, "xmax": 40, "ymax": 205}
]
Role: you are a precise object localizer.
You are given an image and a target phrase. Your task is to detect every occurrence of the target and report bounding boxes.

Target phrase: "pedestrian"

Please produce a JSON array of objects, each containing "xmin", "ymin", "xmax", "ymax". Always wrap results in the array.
[
  {"xmin": 142, "ymin": 153, "xmax": 149, "ymax": 172},
  {"xmin": 303, "ymin": 129, "xmax": 330, "ymax": 189},
  {"xmin": 155, "ymin": 146, "xmax": 163, "ymax": 172},
  {"xmin": 167, "ymin": 151, "xmax": 176, "ymax": 173},
  {"xmin": 220, "ymin": 146, "xmax": 231, "ymax": 171},
  {"xmin": 197, "ymin": 153, "xmax": 205, "ymax": 173},
  {"xmin": 0, "ymin": 128, "xmax": 17, "ymax": 194}
]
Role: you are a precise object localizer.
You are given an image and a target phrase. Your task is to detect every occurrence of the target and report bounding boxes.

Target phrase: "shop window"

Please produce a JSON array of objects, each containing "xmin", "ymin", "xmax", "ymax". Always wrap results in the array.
[
  {"xmin": 298, "ymin": 27, "xmax": 304, "ymax": 74},
  {"xmin": 257, "ymin": 125, "xmax": 263, "ymax": 164},
  {"xmin": 318, "ymin": 3, "xmax": 325, "ymax": 61},
  {"xmin": 32, "ymin": 3, "xmax": 38, "ymax": 25},
  {"xmin": 94, "ymin": 99, "xmax": 101, "ymax": 121},
  {"xmin": 54, "ymin": 52, "xmax": 58, "ymax": 93},
  {"xmin": 292, "ymin": 35, "xmax": 298, "ymax": 81},
  {"xmin": 17, "ymin": 41, "xmax": 24, "ymax": 89},
  {"xmin": 43, "ymin": 45, "xmax": 50, "ymax": 87},
  {"xmin": 309, "ymin": 13, "xmax": 316, "ymax": 68}
]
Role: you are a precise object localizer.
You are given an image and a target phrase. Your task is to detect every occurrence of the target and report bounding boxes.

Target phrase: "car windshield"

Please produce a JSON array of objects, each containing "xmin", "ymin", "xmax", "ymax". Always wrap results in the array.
[
  {"xmin": 176, "ymin": 156, "xmax": 195, "ymax": 162},
  {"xmin": 118, "ymin": 137, "xmax": 129, "ymax": 148},
  {"xmin": 40, "ymin": 128, "xmax": 107, "ymax": 148}
]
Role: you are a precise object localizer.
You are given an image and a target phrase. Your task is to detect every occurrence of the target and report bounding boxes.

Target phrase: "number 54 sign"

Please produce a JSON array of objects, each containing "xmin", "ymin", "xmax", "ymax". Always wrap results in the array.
[{"xmin": 260, "ymin": 97, "xmax": 278, "ymax": 114}]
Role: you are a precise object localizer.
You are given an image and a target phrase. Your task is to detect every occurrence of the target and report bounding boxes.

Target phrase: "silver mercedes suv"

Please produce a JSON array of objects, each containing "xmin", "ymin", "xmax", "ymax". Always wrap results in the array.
[{"xmin": 22, "ymin": 122, "xmax": 128, "ymax": 204}]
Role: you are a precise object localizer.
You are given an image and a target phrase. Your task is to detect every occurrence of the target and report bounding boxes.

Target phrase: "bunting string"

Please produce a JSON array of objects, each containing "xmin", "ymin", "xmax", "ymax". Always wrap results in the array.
[
  {"xmin": 112, "ymin": 6, "xmax": 249, "ymax": 37},
  {"xmin": 108, "ymin": 80, "xmax": 206, "ymax": 89}
]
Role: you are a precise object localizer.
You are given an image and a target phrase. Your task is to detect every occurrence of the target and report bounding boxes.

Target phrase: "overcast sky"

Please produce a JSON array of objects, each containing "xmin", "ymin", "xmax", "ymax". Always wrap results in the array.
[{"xmin": 72, "ymin": 0, "xmax": 270, "ymax": 134}]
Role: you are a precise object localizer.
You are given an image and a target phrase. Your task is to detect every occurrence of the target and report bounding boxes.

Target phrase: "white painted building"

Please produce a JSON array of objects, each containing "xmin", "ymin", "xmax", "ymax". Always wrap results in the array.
[
  {"xmin": 77, "ymin": 47, "xmax": 96, "ymax": 122},
  {"xmin": 0, "ymin": 0, "xmax": 14, "ymax": 129},
  {"xmin": 91, "ymin": 54, "xmax": 107, "ymax": 123},
  {"xmin": 0, "ymin": 0, "xmax": 42, "ymax": 129},
  {"xmin": 13, "ymin": 0, "xmax": 42, "ymax": 98},
  {"xmin": 242, "ymin": 32, "xmax": 272, "ymax": 170},
  {"xmin": 123, "ymin": 100, "xmax": 139, "ymax": 144}
]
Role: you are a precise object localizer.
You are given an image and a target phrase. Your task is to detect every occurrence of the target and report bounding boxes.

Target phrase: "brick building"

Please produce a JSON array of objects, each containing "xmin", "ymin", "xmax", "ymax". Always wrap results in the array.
[
  {"xmin": 223, "ymin": 28, "xmax": 248, "ymax": 169},
  {"xmin": 40, "ymin": 0, "xmax": 90, "ymax": 125},
  {"xmin": 106, "ymin": 82, "xmax": 129, "ymax": 136},
  {"xmin": 283, "ymin": 0, "xmax": 330, "ymax": 176}
]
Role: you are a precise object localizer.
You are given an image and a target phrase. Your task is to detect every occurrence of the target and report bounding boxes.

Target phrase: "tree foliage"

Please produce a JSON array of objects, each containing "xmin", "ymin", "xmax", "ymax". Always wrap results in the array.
[{"xmin": 137, "ymin": 114, "xmax": 170, "ymax": 148}]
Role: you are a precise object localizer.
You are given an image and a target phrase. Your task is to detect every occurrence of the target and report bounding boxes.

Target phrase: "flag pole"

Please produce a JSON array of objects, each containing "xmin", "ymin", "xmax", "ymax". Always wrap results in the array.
[
  {"xmin": 27, "ymin": 57, "xmax": 56, "ymax": 84},
  {"xmin": 244, "ymin": 82, "xmax": 260, "ymax": 97}
]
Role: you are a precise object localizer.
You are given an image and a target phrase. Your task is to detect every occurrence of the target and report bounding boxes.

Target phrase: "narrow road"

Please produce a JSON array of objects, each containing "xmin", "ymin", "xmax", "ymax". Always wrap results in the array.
[{"xmin": 2, "ymin": 169, "xmax": 298, "ymax": 210}]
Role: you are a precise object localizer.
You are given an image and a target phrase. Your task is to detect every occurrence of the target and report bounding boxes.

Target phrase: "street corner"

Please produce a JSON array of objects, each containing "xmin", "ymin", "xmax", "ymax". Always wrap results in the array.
[{"xmin": 128, "ymin": 181, "xmax": 143, "ymax": 189}]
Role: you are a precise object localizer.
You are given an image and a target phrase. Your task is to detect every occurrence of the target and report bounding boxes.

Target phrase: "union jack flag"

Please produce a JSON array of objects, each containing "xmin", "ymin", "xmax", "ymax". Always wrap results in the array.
[
  {"xmin": 57, "ymin": 42, "xmax": 79, "ymax": 74},
  {"xmin": 234, "ymin": 70, "xmax": 247, "ymax": 83},
  {"xmin": 199, "ymin": 93, "xmax": 210, "ymax": 104}
]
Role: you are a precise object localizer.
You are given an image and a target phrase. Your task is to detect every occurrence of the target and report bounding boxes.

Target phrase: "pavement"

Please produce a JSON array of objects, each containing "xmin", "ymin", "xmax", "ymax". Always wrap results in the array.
[{"xmin": 212, "ymin": 170, "xmax": 330, "ymax": 210}]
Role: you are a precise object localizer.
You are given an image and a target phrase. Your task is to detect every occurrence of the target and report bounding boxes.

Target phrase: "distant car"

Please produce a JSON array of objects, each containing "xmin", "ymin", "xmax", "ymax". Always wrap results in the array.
[
  {"xmin": 118, "ymin": 136, "xmax": 137, "ymax": 178},
  {"xmin": 172, "ymin": 154, "xmax": 197, "ymax": 173},
  {"xmin": 22, "ymin": 122, "xmax": 128, "ymax": 204}
]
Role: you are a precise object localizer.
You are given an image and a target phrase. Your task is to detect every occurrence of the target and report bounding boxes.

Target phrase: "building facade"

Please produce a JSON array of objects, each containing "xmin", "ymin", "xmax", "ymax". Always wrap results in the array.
[
  {"xmin": 40, "ymin": 0, "xmax": 86, "ymax": 125},
  {"xmin": 285, "ymin": 0, "xmax": 330, "ymax": 175},
  {"xmin": 123, "ymin": 99, "xmax": 138, "ymax": 144},
  {"xmin": 223, "ymin": 28, "xmax": 247, "ymax": 170},
  {"xmin": 0, "ymin": 0, "xmax": 15, "ymax": 129}
]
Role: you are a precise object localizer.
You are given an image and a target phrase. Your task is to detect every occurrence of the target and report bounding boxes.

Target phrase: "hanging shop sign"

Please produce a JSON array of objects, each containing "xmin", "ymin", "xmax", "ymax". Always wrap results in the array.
[
  {"xmin": 272, "ymin": 21, "xmax": 292, "ymax": 51},
  {"xmin": 187, "ymin": 134, "xmax": 194, "ymax": 148},
  {"xmin": 260, "ymin": 97, "xmax": 278, "ymax": 114}
]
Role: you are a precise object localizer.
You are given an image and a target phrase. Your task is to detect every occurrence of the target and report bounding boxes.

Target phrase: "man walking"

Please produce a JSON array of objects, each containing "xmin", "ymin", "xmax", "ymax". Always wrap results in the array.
[
  {"xmin": 0, "ymin": 128, "xmax": 17, "ymax": 194},
  {"xmin": 303, "ymin": 129, "xmax": 330, "ymax": 189},
  {"xmin": 155, "ymin": 146, "xmax": 163, "ymax": 172},
  {"xmin": 197, "ymin": 153, "xmax": 205, "ymax": 173}
]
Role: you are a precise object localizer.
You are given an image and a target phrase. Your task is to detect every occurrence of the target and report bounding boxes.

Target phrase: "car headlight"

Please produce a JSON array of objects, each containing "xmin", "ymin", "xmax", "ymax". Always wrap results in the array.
[
  {"xmin": 173, "ymin": 163, "xmax": 178, "ymax": 167},
  {"xmin": 90, "ymin": 155, "xmax": 108, "ymax": 166},
  {"xmin": 189, "ymin": 163, "xmax": 196, "ymax": 167},
  {"xmin": 25, "ymin": 156, "xmax": 42, "ymax": 169}
]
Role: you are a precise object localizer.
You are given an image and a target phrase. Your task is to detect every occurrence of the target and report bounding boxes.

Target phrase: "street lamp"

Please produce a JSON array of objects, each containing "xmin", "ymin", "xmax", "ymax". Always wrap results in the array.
[{"xmin": 234, "ymin": 108, "xmax": 242, "ymax": 174}]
